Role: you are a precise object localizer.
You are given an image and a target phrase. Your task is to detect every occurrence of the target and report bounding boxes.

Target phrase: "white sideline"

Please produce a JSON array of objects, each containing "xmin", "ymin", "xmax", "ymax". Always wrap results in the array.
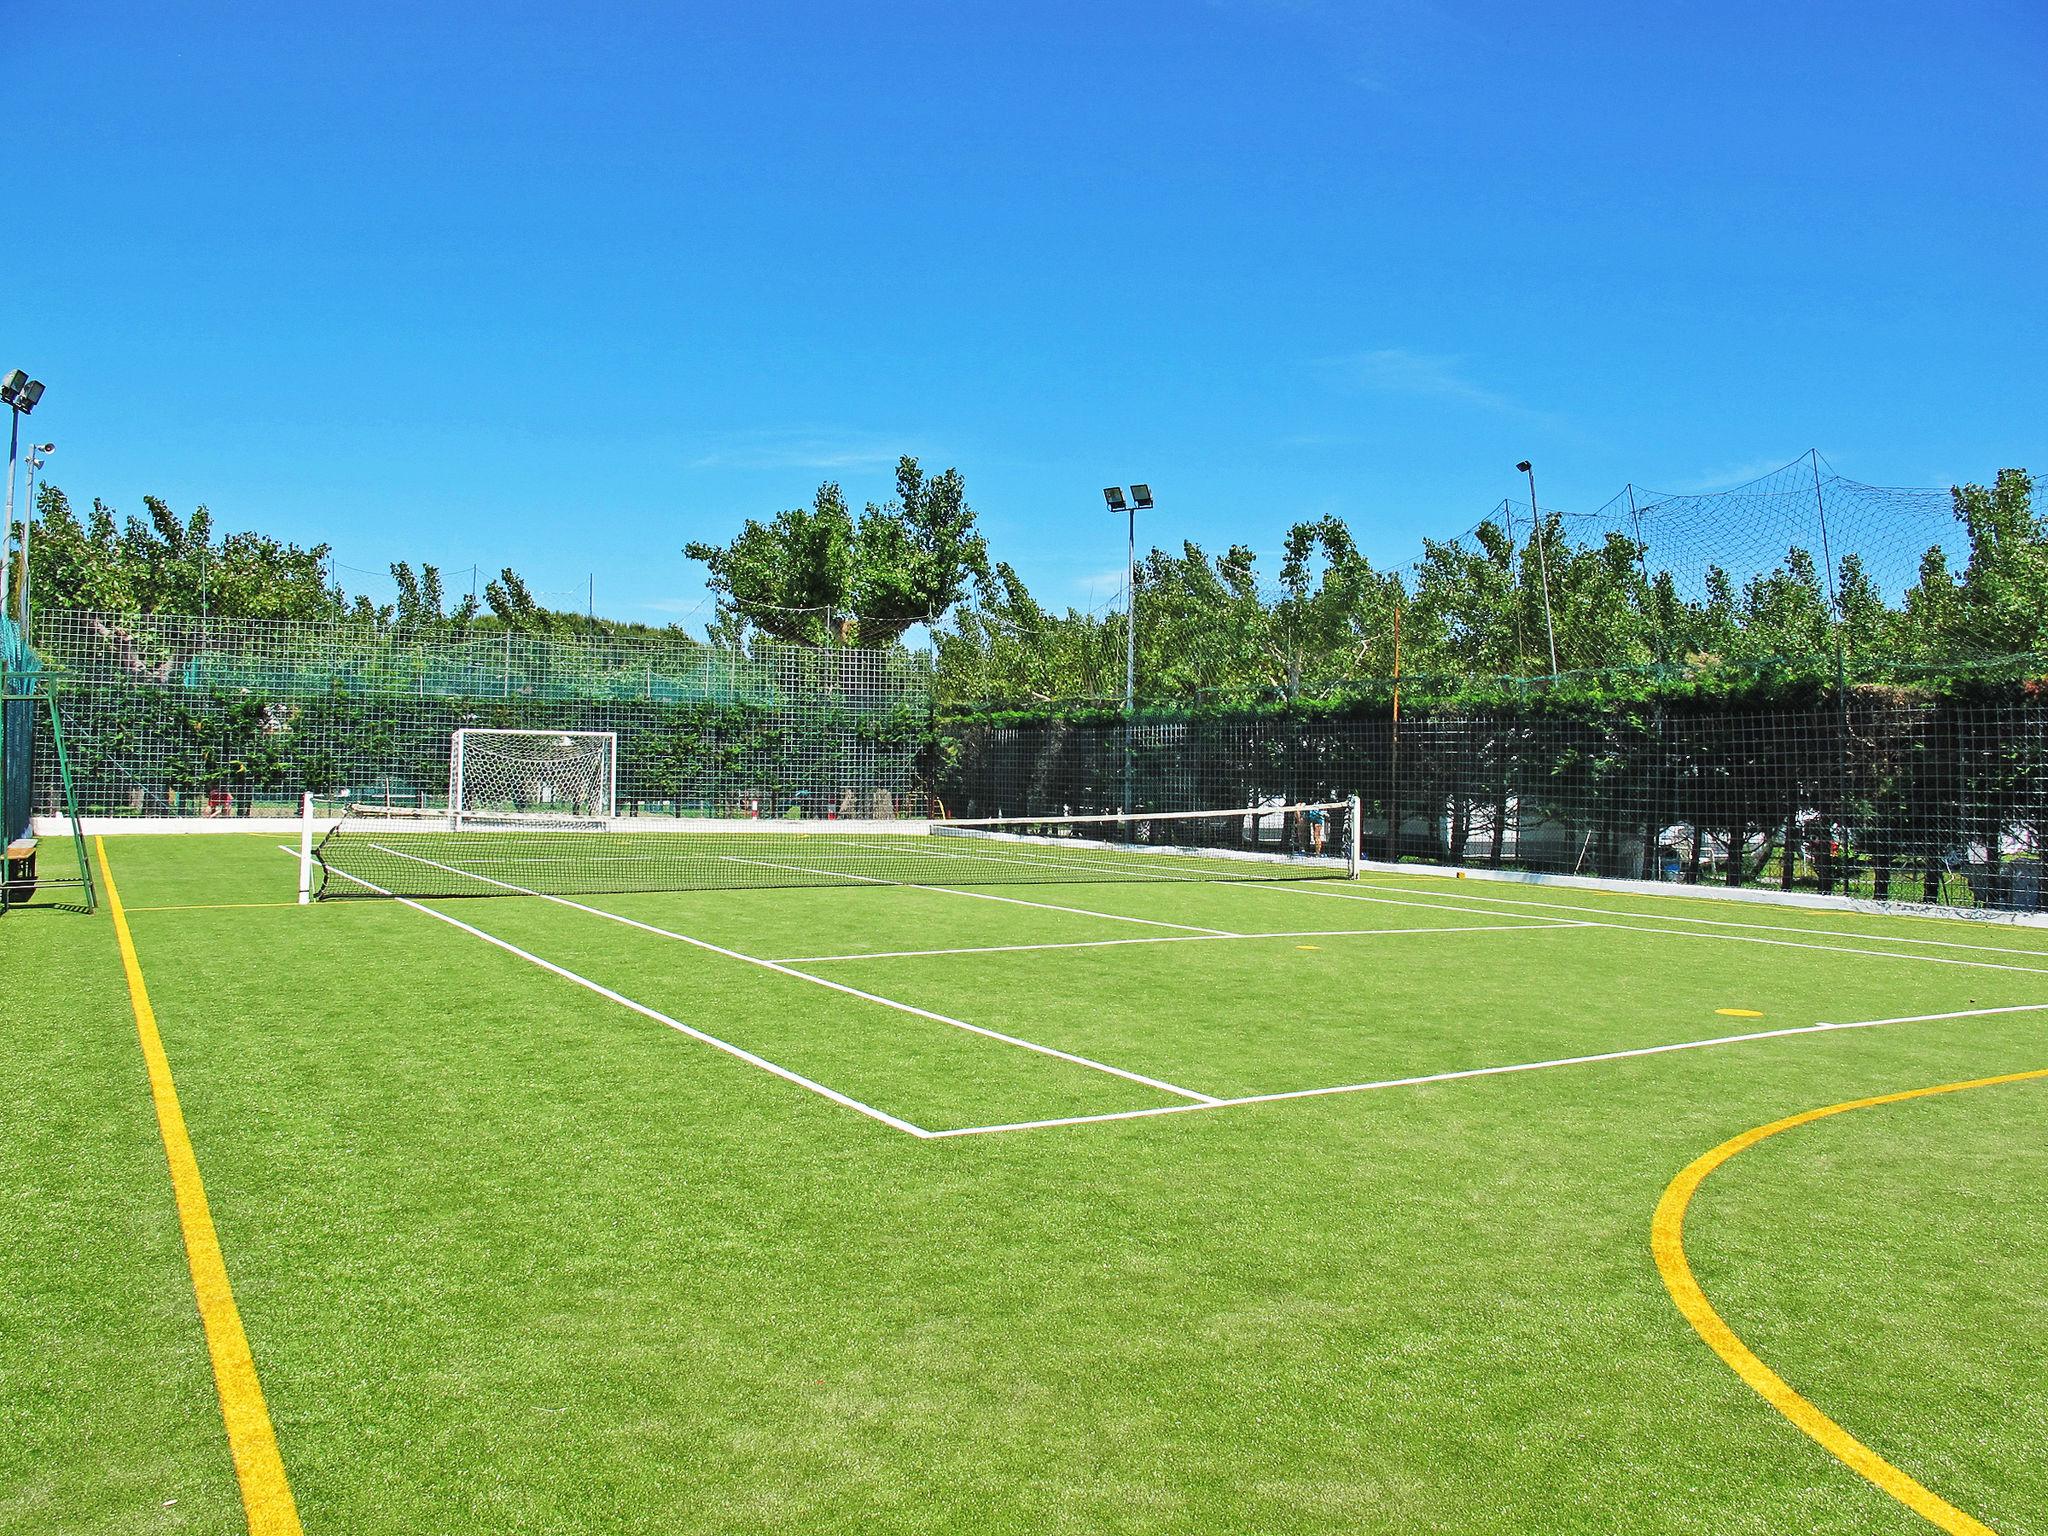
[
  {"xmin": 285, "ymin": 850, "xmax": 933, "ymax": 1138},
  {"xmin": 717, "ymin": 853, "xmax": 1240, "ymax": 934},
  {"xmin": 1251, "ymin": 881, "xmax": 2048, "ymax": 977},
  {"xmin": 925, "ymin": 1000, "xmax": 2048, "ymax": 1138},
  {"xmin": 1350, "ymin": 851, "xmax": 2048, "ymax": 928},
  {"xmin": 775, "ymin": 920, "xmax": 1588, "ymax": 964},
  {"xmin": 1308, "ymin": 879, "xmax": 2048, "ymax": 959},
  {"xmin": 358, "ymin": 842, "xmax": 1223, "ymax": 1104}
]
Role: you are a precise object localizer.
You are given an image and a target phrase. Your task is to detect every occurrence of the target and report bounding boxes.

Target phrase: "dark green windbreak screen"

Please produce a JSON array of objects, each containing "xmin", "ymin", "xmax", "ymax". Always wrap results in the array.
[{"xmin": 2, "ymin": 615, "xmax": 34, "ymax": 841}]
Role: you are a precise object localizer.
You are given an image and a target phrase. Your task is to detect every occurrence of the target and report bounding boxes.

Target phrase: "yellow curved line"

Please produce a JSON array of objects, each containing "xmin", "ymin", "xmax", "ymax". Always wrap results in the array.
[{"xmin": 1653, "ymin": 1068, "xmax": 2048, "ymax": 1535}]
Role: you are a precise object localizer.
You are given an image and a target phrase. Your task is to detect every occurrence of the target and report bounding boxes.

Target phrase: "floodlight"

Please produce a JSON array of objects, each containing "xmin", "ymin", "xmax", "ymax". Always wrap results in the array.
[
  {"xmin": 1515, "ymin": 460, "xmax": 1531, "ymax": 473},
  {"xmin": 0, "ymin": 370, "xmax": 23, "ymax": 405},
  {"xmin": 1103, "ymin": 486, "xmax": 1127, "ymax": 511},
  {"xmin": 17, "ymin": 379, "xmax": 43, "ymax": 413},
  {"xmin": 1130, "ymin": 483, "xmax": 1153, "ymax": 509}
]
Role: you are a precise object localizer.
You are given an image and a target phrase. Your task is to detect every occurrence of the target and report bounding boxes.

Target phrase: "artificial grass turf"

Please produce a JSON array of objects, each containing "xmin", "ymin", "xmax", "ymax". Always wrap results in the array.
[
  {"xmin": 0, "ymin": 899, "xmax": 245, "ymax": 1533},
  {"xmin": 8, "ymin": 831, "xmax": 2046, "ymax": 1533}
]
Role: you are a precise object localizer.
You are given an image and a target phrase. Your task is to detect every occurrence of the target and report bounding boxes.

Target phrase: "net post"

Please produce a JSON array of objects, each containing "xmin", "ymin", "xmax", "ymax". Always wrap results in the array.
[
  {"xmin": 1346, "ymin": 794, "xmax": 1362, "ymax": 879},
  {"xmin": 297, "ymin": 792, "xmax": 314, "ymax": 904}
]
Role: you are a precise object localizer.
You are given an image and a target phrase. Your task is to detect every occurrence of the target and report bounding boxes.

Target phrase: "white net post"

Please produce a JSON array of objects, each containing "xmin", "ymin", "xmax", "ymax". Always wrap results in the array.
[
  {"xmin": 297, "ymin": 791, "xmax": 315, "ymax": 904},
  {"xmin": 1346, "ymin": 794, "xmax": 1362, "ymax": 878}
]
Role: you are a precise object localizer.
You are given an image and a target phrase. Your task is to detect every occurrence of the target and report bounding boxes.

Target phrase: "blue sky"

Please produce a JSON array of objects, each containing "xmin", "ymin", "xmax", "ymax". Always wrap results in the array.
[{"xmin": 13, "ymin": 0, "xmax": 2045, "ymax": 628}]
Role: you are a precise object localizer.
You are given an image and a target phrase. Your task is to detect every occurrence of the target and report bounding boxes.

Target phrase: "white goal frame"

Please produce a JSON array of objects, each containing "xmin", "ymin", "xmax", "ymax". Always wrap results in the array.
[{"xmin": 449, "ymin": 728, "xmax": 618, "ymax": 828}]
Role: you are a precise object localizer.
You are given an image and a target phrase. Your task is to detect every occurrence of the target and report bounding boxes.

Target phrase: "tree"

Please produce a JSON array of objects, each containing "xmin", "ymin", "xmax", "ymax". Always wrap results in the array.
[
  {"xmin": 685, "ymin": 457, "xmax": 989, "ymax": 647},
  {"xmin": 391, "ymin": 562, "xmax": 481, "ymax": 633},
  {"xmin": 28, "ymin": 486, "xmax": 340, "ymax": 619}
]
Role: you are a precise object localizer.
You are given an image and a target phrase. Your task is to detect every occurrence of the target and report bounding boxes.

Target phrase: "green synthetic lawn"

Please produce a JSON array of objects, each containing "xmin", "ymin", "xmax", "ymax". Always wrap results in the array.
[{"xmin": 5, "ymin": 833, "xmax": 2046, "ymax": 1534}]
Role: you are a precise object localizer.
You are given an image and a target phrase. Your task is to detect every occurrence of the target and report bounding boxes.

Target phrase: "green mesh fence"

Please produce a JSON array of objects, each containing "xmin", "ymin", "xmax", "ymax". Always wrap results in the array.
[{"xmin": 34, "ymin": 611, "xmax": 934, "ymax": 821}]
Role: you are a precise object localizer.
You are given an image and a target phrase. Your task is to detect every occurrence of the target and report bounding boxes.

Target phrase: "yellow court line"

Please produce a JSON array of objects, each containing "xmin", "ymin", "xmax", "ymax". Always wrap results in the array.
[
  {"xmin": 96, "ymin": 840, "xmax": 305, "ymax": 1536},
  {"xmin": 1653, "ymin": 1068, "xmax": 2048, "ymax": 1535}
]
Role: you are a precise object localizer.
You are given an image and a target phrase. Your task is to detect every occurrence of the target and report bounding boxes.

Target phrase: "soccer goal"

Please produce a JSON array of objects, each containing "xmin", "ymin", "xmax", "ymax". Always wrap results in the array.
[{"xmin": 450, "ymin": 729, "xmax": 617, "ymax": 827}]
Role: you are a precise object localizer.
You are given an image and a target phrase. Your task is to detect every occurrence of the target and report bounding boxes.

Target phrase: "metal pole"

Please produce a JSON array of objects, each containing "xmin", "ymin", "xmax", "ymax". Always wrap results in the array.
[
  {"xmin": 1524, "ymin": 462, "xmax": 1560, "ymax": 675},
  {"xmin": 1123, "ymin": 502, "xmax": 1136, "ymax": 815},
  {"xmin": 2, "ymin": 406, "xmax": 16, "ymax": 631},
  {"xmin": 20, "ymin": 445, "xmax": 46, "ymax": 632},
  {"xmin": 1812, "ymin": 449, "xmax": 1853, "ymax": 894},
  {"xmin": 1124, "ymin": 505, "xmax": 1136, "ymax": 714}
]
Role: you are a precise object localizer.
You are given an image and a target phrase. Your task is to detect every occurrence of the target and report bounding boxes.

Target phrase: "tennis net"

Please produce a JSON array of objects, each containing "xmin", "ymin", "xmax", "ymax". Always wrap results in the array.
[{"xmin": 309, "ymin": 799, "xmax": 1359, "ymax": 899}]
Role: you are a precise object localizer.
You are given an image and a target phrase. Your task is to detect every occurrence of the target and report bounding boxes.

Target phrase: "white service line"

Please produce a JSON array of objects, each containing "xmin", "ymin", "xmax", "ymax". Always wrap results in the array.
[
  {"xmin": 909, "ymin": 840, "xmax": 1202, "ymax": 883},
  {"xmin": 1251, "ymin": 881, "xmax": 2048, "ymax": 977},
  {"xmin": 717, "ymin": 853, "xmax": 1239, "ymax": 935},
  {"xmin": 925, "ymin": 1000, "xmax": 2048, "ymax": 1138},
  {"xmin": 361, "ymin": 842, "xmax": 1222, "ymax": 1104},
  {"xmin": 775, "ymin": 920, "xmax": 1587, "ymax": 964},
  {"xmin": 282, "ymin": 848, "xmax": 932, "ymax": 1138}
]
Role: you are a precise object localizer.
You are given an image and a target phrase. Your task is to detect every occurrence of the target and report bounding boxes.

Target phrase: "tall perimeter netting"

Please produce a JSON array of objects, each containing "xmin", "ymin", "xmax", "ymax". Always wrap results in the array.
[
  {"xmin": 310, "ymin": 801, "xmax": 1358, "ymax": 899},
  {"xmin": 33, "ymin": 611, "xmax": 933, "ymax": 821}
]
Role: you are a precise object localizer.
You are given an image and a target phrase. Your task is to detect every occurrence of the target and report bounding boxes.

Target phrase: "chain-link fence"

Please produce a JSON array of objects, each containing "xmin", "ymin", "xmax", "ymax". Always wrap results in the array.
[
  {"xmin": 934, "ymin": 692, "xmax": 2047, "ymax": 913},
  {"xmin": 33, "ymin": 610, "xmax": 934, "ymax": 821},
  {"xmin": 31, "ymin": 606, "xmax": 2048, "ymax": 914}
]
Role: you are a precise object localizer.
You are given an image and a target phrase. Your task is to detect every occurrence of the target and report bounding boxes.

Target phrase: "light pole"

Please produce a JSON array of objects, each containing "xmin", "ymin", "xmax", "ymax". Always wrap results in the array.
[
  {"xmin": 20, "ymin": 442, "xmax": 51, "ymax": 630},
  {"xmin": 1, "ymin": 370, "xmax": 47, "ymax": 634},
  {"xmin": 1515, "ymin": 459, "xmax": 1560, "ymax": 676},
  {"xmin": 1102, "ymin": 483, "xmax": 1153, "ymax": 714},
  {"xmin": 1103, "ymin": 483, "xmax": 1154, "ymax": 813}
]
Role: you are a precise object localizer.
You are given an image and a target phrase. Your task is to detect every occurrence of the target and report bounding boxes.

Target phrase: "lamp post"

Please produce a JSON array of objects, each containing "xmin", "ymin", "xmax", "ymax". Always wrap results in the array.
[
  {"xmin": 1515, "ymin": 459, "xmax": 1560, "ymax": 676},
  {"xmin": 1, "ymin": 370, "xmax": 47, "ymax": 633},
  {"xmin": 20, "ymin": 442, "xmax": 51, "ymax": 630},
  {"xmin": 1102, "ymin": 483, "xmax": 1154, "ymax": 813},
  {"xmin": 1102, "ymin": 483, "xmax": 1153, "ymax": 714}
]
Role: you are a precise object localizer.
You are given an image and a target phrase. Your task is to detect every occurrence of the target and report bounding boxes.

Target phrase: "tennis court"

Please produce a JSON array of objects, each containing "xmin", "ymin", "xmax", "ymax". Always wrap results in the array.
[{"xmin": 13, "ymin": 824, "xmax": 2048, "ymax": 1534}]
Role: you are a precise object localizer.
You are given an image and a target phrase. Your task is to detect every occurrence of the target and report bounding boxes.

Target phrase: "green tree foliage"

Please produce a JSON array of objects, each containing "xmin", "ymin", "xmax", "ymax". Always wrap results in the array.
[
  {"xmin": 939, "ymin": 471, "xmax": 2042, "ymax": 709},
  {"xmin": 28, "ymin": 486, "xmax": 340, "ymax": 618},
  {"xmin": 684, "ymin": 456, "xmax": 990, "ymax": 647}
]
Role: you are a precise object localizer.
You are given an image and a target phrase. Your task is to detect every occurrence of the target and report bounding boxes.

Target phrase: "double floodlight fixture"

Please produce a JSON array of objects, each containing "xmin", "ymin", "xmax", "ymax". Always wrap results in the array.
[
  {"xmin": 1, "ymin": 370, "xmax": 44, "ymax": 413},
  {"xmin": 1102, "ymin": 484, "xmax": 1155, "ymax": 512}
]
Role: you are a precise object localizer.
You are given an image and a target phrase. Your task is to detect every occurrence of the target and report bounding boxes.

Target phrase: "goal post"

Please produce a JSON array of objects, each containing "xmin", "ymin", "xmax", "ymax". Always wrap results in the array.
[{"xmin": 449, "ymin": 729, "xmax": 617, "ymax": 826}]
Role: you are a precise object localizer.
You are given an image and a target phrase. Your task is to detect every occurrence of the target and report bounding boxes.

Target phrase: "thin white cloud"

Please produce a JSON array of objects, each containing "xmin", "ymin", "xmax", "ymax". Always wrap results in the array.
[
  {"xmin": 1327, "ymin": 348, "xmax": 1529, "ymax": 415},
  {"xmin": 1656, "ymin": 454, "xmax": 1816, "ymax": 495},
  {"xmin": 688, "ymin": 429, "xmax": 907, "ymax": 472},
  {"xmin": 637, "ymin": 596, "xmax": 716, "ymax": 616}
]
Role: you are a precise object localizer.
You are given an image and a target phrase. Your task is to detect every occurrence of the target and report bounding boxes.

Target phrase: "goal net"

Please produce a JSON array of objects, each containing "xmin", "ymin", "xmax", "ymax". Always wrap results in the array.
[
  {"xmin": 450, "ymin": 729, "xmax": 616, "ymax": 827},
  {"xmin": 309, "ymin": 799, "xmax": 1360, "ymax": 899}
]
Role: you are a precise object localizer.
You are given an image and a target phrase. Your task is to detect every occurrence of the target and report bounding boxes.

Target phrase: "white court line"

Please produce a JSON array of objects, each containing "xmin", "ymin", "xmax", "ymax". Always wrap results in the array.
[
  {"xmin": 718, "ymin": 854, "xmax": 1240, "ymax": 935},
  {"xmin": 361, "ymin": 842, "xmax": 1222, "ymax": 1104},
  {"xmin": 1346, "ymin": 878, "xmax": 2048, "ymax": 958},
  {"xmin": 926, "ymin": 1000, "xmax": 2048, "ymax": 1138},
  {"xmin": 1251, "ymin": 881, "xmax": 2048, "ymax": 978},
  {"xmin": 285, "ymin": 849, "xmax": 932, "ymax": 1138},
  {"xmin": 776, "ymin": 920, "xmax": 1588, "ymax": 964},
  {"xmin": 295, "ymin": 844, "xmax": 2048, "ymax": 1141}
]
